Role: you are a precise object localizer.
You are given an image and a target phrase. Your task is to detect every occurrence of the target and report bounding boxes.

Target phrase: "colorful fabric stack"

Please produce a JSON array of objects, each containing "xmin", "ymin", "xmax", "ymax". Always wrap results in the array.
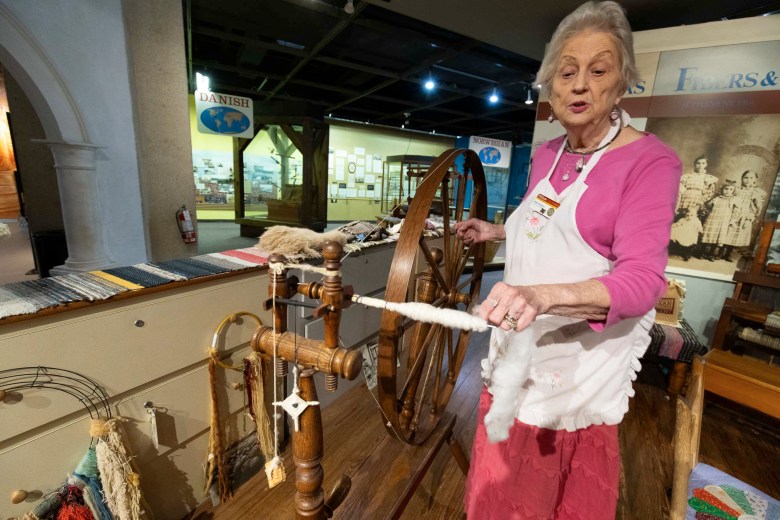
[
  {"xmin": 647, "ymin": 318, "xmax": 707, "ymax": 363},
  {"xmin": 0, "ymin": 247, "xmax": 275, "ymax": 321}
]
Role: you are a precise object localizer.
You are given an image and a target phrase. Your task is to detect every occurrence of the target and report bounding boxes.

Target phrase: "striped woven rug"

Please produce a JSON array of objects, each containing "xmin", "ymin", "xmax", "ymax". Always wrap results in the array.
[{"xmin": 0, "ymin": 242, "xmax": 372, "ymax": 320}]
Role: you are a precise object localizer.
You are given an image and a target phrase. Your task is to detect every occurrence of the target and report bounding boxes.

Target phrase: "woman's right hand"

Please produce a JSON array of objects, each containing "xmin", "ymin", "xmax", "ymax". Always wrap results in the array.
[{"xmin": 453, "ymin": 218, "xmax": 505, "ymax": 245}]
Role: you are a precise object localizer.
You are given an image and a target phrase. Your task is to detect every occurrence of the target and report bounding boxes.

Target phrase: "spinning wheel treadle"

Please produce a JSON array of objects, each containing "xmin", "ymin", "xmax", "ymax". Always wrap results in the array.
[{"xmin": 378, "ymin": 148, "xmax": 487, "ymax": 444}]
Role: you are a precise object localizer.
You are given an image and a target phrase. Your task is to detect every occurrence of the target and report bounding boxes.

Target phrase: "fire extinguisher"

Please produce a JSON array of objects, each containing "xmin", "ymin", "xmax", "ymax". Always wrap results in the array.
[{"xmin": 176, "ymin": 205, "xmax": 197, "ymax": 243}]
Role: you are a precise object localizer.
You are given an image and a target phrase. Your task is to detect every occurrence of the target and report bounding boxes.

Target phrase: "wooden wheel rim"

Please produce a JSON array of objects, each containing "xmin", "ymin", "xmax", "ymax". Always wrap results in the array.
[{"xmin": 377, "ymin": 148, "xmax": 487, "ymax": 444}]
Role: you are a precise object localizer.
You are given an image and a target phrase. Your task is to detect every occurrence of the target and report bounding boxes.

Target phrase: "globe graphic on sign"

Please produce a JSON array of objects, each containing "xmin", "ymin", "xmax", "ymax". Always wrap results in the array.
[
  {"xmin": 200, "ymin": 107, "xmax": 251, "ymax": 135},
  {"xmin": 478, "ymin": 146, "xmax": 501, "ymax": 165}
]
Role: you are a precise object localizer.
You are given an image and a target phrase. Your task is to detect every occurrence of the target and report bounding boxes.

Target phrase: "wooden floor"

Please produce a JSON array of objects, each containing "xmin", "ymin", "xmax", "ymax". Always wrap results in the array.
[{"xmin": 195, "ymin": 274, "xmax": 780, "ymax": 519}]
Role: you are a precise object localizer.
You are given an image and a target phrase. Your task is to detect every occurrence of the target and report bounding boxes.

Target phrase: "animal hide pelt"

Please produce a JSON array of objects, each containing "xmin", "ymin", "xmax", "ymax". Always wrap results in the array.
[{"xmin": 256, "ymin": 226, "xmax": 349, "ymax": 257}]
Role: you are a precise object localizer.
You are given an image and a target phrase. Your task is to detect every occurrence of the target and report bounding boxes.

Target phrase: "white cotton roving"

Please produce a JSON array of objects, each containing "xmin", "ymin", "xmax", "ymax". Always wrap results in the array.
[
  {"xmin": 352, "ymin": 295, "xmax": 489, "ymax": 332},
  {"xmin": 483, "ymin": 328, "xmax": 535, "ymax": 443}
]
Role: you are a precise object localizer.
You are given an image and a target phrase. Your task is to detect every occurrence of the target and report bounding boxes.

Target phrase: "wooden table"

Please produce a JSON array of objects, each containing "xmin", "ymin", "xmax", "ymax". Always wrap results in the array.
[{"xmin": 703, "ymin": 348, "xmax": 780, "ymax": 419}]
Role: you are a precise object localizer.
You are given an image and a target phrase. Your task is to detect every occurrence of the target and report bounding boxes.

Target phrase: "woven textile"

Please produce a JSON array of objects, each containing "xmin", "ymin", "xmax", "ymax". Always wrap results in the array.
[
  {"xmin": 0, "ymin": 286, "xmax": 40, "ymax": 318},
  {"xmin": 217, "ymin": 248, "xmax": 269, "ymax": 266},
  {"xmin": 34, "ymin": 278, "xmax": 84, "ymax": 302},
  {"xmin": 102, "ymin": 266, "xmax": 175, "ymax": 288},
  {"xmin": 6, "ymin": 280, "xmax": 65, "ymax": 308},
  {"xmin": 151, "ymin": 258, "xmax": 231, "ymax": 279},
  {"xmin": 53, "ymin": 273, "xmax": 130, "ymax": 300},
  {"xmin": 134, "ymin": 263, "xmax": 188, "ymax": 281},
  {"xmin": 192, "ymin": 255, "xmax": 249, "ymax": 272},
  {"xmin": 0, "ymin": 238, "xmax": 400, "ymax": 321},
  {"xmin": 647, "ymin": 319, "xmax": 707, "ymax": 363},
  {"xmin": 91, "ymin": 270, "xmax": 144, "ymax": 290}
]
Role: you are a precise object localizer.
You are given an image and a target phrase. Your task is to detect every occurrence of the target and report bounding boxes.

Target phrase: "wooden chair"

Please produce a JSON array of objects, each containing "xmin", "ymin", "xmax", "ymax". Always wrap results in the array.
[
  {"xmin": 670, "ymin": 356, "xmax": 705, "ymax": 520},
  {"xmin": 670, "ymin": 356, "xmax": 780, "ymax": 520}
]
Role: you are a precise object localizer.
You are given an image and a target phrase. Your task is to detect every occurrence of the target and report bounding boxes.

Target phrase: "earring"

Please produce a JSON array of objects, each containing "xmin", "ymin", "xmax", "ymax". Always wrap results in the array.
[
  {"xmin": 547, "ymin": 111, "xmax": 556, "ymax": 123},
  {"xmin": 610, "ymin": 106, "xmax": 621, "ymax": 122}
]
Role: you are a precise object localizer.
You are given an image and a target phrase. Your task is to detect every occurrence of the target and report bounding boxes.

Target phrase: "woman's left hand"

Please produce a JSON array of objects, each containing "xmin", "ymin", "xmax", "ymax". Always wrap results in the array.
[{"xmin": 479, "ymin": 282, "xmax": 548, "ymax": 332}]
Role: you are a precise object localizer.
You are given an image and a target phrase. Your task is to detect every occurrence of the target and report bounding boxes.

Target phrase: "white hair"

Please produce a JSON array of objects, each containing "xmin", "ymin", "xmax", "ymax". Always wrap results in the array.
[{"xmin": 536, "ymin": 1, "xmax": 641, "ymax": 96}]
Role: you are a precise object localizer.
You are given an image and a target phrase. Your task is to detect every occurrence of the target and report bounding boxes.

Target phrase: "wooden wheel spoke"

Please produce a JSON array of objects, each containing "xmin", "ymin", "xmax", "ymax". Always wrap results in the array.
[
  {"xmin": 418, "ymin": 239, "xmax": 450, "ymax": 293},
  {"xmin": 400, "ymin": 323, "xmax": 442, "ymax": 400},
  {"xmin": 411, "ymin": 325, "xmax": 444, "ymax": 430},
  {"xmin": 454, "ymin": 173, "xmax": 467, "ymax": 222},
  {"xmin": 429, "ymin": 327, "xmax": 448, "ymax": 416},
  {"xmin": 428, "ymin": 294, "xmax": 449, "ymax": 309},
  {"xmin": 451, "ymin": 243, "xmax": 475, "ymax": 286},
  {"xmin": 446, "ymin": 328, "xmax": 454, "ymax": 380},
  {"xmin": 455, "ymin": 273, "xmax": 480, "ymax": 293},
  {"xmin": 442, "ymin": 178, "xmax": 451, "ymax": 273}
]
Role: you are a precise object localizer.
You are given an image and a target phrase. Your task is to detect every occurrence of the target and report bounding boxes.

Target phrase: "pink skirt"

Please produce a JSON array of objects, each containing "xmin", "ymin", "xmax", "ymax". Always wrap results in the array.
[{"xmin": 464, "ymin": 387, "xmax": 620, "ymax": 520}]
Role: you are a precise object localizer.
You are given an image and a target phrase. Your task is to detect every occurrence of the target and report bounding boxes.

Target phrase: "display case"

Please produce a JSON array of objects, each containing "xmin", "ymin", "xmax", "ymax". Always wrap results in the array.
[
  {"xmin": 381, "ymin": 155, "xmax": 434, "ymax": 214},
  {"xmin": 381, "ymin": 155, "xmax": 459, "ymax": 217},
  {"xmin": 233, "ymin": 116, "xmax": 328, "ymax": 235}
]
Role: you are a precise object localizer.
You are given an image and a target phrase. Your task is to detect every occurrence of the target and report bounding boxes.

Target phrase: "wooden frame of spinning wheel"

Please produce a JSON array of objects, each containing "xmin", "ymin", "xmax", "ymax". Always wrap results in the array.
[{"xmin": 377, "ymin": 148, "xmax": 487, "ymax": 445}]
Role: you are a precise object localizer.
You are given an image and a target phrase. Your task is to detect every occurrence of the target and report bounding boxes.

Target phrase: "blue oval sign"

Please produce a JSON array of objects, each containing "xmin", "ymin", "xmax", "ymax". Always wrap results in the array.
[
  {"xmin": 200, "ymin": 107, "xmax": 251, "ymax": 135},
  {"xmin": 478, "ymin": 146, "xmax": 501, "ymax": 165}
]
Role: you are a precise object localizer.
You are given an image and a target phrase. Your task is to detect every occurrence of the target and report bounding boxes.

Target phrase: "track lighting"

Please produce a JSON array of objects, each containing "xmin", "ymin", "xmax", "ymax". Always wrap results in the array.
[
  {"xmin": 489, "ymin": 88, "xmax": 499, "ymax": 104},
  {"xmin": 344, "ymin": 0, "xmax": 354, "ymax": 14},
  {"xmin": 525, "ymin": 89, "xmax": 533, "ymax": 105}
]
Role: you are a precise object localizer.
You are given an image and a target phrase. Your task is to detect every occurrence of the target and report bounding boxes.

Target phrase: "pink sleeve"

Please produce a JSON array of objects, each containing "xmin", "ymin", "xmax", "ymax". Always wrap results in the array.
[{"xmin": 595, "ymin": 147, "xmax": 681, "ymax": 328}]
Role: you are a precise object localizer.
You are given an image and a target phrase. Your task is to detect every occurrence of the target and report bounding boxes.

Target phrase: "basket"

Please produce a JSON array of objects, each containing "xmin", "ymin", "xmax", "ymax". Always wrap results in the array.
[{"xmin": 485, "ymin": 240, "xmax": 501, "ymax": 263}]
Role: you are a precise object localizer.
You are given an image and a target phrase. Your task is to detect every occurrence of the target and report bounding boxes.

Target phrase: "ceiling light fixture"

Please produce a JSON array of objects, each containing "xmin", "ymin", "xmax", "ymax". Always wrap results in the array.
[
  {"xmin": 195, "ymin": 72, "xmax": 210, "ymax": 92},
  {"xmin": 424, "ymin": 71, "xmax": 435, "ymax": 91},
  {"xmin": 489, "ymin": 88, "xmax": 499, "ymax": 104},
  {"xmin": 344, "ymin": 0, "xmax": 354, "ymax": 14},
  {"xmin": 525, "ymin": 89, "xmax": 533, "ymax": 105}
]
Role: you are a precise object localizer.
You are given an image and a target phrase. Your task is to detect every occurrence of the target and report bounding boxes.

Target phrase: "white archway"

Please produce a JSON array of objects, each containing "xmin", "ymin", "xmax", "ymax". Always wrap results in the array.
[{"xmin": 0, "ymin": 3, "xmax": 113, "ymax": 273}]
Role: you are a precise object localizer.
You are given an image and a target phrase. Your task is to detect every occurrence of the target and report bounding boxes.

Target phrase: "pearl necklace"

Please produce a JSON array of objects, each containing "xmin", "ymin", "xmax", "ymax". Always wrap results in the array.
[{"xmin": 562, "ymin": 125, "xmax": 623, "ymax": 181}]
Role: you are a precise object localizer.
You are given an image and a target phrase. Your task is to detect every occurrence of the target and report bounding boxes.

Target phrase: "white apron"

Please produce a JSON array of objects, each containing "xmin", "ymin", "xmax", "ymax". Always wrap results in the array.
[{"xmin": 481, "ymin": 130, "xmax": 654, "ymax": 432}]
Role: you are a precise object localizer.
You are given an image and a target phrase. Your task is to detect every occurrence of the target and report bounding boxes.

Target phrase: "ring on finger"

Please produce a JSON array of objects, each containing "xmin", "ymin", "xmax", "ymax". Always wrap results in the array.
[
  {"xmin": 504, "ymin": 313, "xmax": 519, "ymax": 328},
  {"xmin": 486, "ymin": 298, "xmax": 498, "ymax": 308}
]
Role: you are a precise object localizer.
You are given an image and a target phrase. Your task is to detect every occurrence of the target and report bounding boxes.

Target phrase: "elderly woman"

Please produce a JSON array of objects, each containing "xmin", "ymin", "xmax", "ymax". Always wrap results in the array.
[{"xmin": 454, "ymin": 2, "xmax": 681, "ymax": 518}]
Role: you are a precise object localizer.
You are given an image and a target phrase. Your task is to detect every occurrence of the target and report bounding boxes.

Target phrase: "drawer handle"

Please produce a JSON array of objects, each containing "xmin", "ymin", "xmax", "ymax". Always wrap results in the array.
[
  {"xmin": 135, "ymin": 320, "xmax": 145, "ymax": 327},
  {"xmin": 11, "ymin": 489, "xmax": 28, "ymax": 504}
]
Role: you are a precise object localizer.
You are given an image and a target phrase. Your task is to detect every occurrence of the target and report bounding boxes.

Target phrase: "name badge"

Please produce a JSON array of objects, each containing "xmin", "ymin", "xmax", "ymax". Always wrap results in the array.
[{"xmin": 530, "ymin": 194, "xmax": 560, "ymax": 218}]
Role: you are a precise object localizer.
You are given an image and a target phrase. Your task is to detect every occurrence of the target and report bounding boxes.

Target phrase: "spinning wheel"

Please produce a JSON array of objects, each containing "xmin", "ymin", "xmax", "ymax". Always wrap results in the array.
[{"xmin": 378, "ymin": 148, "xmax": 487, "ymax": 444}]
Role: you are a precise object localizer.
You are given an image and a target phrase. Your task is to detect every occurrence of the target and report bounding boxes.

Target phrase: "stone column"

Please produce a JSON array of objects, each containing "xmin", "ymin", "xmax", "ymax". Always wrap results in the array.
[{"xmin": 34, "ymin": 140, "xmax": 114, "ymax": 274}]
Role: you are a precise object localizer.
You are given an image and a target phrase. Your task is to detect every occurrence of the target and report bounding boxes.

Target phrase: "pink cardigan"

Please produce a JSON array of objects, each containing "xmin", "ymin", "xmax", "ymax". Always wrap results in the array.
[{"xmin": 526, "ymin": 133, "xmax": 681, "ymax": 327}]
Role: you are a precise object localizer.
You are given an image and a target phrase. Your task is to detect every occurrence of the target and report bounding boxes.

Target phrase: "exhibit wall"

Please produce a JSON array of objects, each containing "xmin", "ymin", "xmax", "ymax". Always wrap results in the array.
[{"xmin": 189, "ymin": 106, "xmax": 455, "ymax": 222}]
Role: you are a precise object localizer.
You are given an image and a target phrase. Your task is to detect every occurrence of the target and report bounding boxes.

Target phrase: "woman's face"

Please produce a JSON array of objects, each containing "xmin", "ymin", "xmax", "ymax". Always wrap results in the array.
[
  {"xmin": 722, "ymin": 185, "xmax": 735, "ymax": 196},
  {"xmin": 742, "ymin": 171, "xmax": 757, "ymax": 187},
  {"xmin": 549, "ymin": 31, "xmax": 625, "ymax": 134},
  {"xmin": 694, "ymin": 158, "xmax": 707, "ymax": 172}
]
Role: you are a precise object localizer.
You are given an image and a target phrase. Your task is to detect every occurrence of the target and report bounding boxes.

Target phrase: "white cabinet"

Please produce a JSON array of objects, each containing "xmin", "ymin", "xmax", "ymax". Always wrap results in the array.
[{"xmin": 0, "ymin": 272, "xmax": 268, "ymax": 520}]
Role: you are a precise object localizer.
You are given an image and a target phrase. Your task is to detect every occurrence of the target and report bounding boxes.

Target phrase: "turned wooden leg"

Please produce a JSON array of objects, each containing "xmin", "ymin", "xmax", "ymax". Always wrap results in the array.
[{"xmin": 668, "ymin": 361, "xmax": 689, "ymax": 396}]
